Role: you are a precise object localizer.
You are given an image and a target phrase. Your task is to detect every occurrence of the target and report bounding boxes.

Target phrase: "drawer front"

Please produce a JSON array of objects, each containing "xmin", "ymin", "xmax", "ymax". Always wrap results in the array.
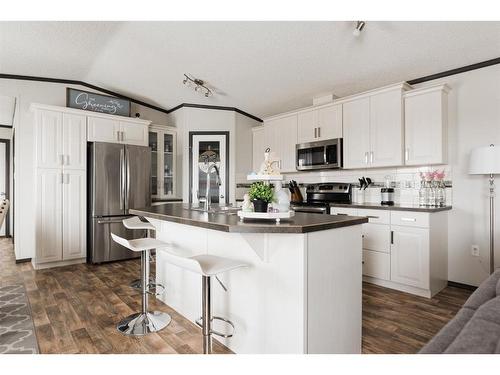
[
  {"xmin": 391, "ymin": 211, "xmax": 429, "ymax": 228},
  {"xmin": 362, "ymin": 250, "xmax": 390, "ymax": 280},
  {"xmin": 362, "ymin": 223, "xmax": 391, "ymax": 253},
  {"xmin": 357, "ymin": 208, "xmax": 390, "ymax": 224},
  {"xmin": 330, "ymin": 207, "xmax": 358, "ymax": 216}
]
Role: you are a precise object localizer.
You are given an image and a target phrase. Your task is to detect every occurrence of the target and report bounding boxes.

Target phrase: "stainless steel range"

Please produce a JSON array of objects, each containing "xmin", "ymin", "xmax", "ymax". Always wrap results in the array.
[{"xmin": 291, "ymin": 183, "xmax": 352, "ymax": 214}]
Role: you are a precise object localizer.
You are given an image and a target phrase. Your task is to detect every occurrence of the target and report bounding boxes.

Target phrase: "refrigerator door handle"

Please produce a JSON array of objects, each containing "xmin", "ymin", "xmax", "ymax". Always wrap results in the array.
[
  {"xmin": 125, "ymin": 147, "xmax": 130, "ymax": 211},
  {"xmin": 120, "ymin": 147, "xmax": 125, "ymax": 210}
]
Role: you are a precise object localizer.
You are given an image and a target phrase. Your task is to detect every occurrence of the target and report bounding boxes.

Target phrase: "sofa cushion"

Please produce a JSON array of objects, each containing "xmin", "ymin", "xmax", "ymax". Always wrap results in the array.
[
  {"xmin": 419, "ymin": 307, "xmax": 475, "ymax": 354},
  {"xmin": 464, "ymin": 270, "xmax": 500, "ymax": 310},
  {"xmin": 443, "ymin": 297, "xmax": 500, "ymax": 353}
]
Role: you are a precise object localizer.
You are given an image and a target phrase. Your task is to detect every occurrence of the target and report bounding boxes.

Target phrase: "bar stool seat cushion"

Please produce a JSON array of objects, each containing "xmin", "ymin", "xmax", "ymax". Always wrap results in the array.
[
  {"xmin": 160, "ymin": 248, "xmax": 247, "ymax": 276},
  {"xmin": 123, "ymin": 216, "xmax": 155, "ymax": 231},
  {"xmin": 111, "ymin": 233, "xmax": 169, "ymax": 252}
]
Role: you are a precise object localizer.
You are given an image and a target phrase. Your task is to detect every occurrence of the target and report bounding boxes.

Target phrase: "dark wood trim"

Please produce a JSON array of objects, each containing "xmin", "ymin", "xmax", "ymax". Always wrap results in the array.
[
  {"xmin": 15, "ymin": 257, "xmax": 31, "ymax": 264},
  {"xmin": 170, "ymin": 103, "xmax": 263, "ymax": 123},
  {"xmin": 407, "ymin": 57, "xmax": 500, "ymax": 85},
  {"xmin": 447, "ymin": 280, "xmax": 478, "ymax": 291},
  {"xmin": 0, "ymin": 74, "xmax": 263, "ymax": 122}
]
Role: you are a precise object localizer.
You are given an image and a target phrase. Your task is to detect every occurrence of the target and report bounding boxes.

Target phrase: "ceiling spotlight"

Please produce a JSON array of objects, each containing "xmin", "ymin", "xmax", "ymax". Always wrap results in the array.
[
  {"xmin": 183, "ymin": 74, "xmax": 213, "ymax": 97},
  {"xmin": 353, "ymin": 21, "xmax": 366, "ymax": 37}
]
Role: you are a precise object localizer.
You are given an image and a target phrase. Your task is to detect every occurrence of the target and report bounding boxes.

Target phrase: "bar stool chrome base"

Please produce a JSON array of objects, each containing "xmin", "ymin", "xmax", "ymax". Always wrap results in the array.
[
  {"xmin": 117, "ymin": 311, "xmax": 172, "ymax": 336},
  {"xmin": 129, "ymin": 278, "xmax": 155, "ymax": 290}
]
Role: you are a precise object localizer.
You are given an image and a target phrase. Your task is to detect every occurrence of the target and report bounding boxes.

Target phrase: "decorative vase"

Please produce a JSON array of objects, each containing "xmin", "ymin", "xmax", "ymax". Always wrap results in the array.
[{"xmin": 253, "ymin": 199, "xmax": 269, "ymax": 213}]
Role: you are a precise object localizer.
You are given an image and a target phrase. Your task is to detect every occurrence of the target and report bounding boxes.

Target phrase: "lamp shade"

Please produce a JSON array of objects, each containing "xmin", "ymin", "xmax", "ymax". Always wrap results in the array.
[{"xmin": 469, "ymin": 144, "xmax": 500, "ymax": 175}]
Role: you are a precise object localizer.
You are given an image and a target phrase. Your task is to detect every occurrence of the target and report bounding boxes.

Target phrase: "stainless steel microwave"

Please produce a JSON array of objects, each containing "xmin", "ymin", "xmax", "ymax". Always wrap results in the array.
[{"xmin": 296, "ymin": 138, "xmax": 343, "ymax": 171}]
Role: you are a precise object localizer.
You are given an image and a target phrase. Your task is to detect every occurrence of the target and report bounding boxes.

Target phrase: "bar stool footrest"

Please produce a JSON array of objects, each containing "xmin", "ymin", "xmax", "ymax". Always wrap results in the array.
[
  {"xmin": 147, "ymin": 283, "xmax": 165, "ymax": 296},
  {"xmin": 195, "ymin": 316, "xmax": 235, "ymax": 338}
]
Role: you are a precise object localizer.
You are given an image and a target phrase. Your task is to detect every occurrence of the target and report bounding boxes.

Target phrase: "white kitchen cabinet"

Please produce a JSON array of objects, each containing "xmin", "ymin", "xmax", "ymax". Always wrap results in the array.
[
  {"xmin": 362, "ymin": 250, "xmax": 390, "ymax": 281},
  {"xmin": 342, "ymin": 98, "xmax": 370, "ymax": 169},
  {"xmin": 88, "ymin": 115, "xmax": 149, "ymax": 146},
  {"xmin": 390, "ymin": 225, "xmax": 429, "ymax": 289},
  {"xmin": 369, "ymin": 89, "xmax": 404, "ymax": 167},
  {"xmin": 252, "ymin": 126, "xmax": 265, "ymax": 172},
  {"xmin": 120, "ymin": 120, "xmax": 149, "ymax": 146},
  {"xmin": 404, "ymin": 85, "xmax": 449, "ymax": 166},
  {"xmin": 263, "ymin": 114, "xmax": 297, "ymax": 173},
  {"xmin": 62, "ymin": 113, "xmax": 87, "ymax": 170},
  {"xmin": 87, "ymin": 116, "xmax": 121, "ymax": 143},
  {"xmin": 35, "ymin": 169, "xmax": 63, "ymax": 263},
  {"xmin": 297, "ymin": 104, "xmax": 342, "ymax": 144},
  {"xmin": 150, "ymin": 125, "xmax": 177, "ymax": 199},
  {"xmin": 35, "ymin": 109, "xmax": 63, "ymax": 169},
  {"xmin": 62, "ymin": 170, "xmax": 86, "ymax": 260},
  {"xmin": 362, "ymin": 223, "xmax": 391, "ymax": 253}
]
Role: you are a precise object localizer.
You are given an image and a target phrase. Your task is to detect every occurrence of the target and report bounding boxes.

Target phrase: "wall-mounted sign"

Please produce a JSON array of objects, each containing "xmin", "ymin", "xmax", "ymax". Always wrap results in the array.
[{"xmin": 66, "ymin": 88, "xmax": 131, "ymax": 117}]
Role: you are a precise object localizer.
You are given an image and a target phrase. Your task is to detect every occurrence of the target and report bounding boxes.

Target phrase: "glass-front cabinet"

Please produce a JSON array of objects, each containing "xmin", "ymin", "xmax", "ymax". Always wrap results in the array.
[{"xmin": 149, "ymin": 125, "xmax": 177, "ymax": 199}]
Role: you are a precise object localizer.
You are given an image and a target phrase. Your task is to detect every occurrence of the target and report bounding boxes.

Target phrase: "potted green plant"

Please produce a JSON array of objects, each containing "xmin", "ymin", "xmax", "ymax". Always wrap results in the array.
[{"xmin": 248, "ymin": 181, "xmax": 274, "ymax": 213}]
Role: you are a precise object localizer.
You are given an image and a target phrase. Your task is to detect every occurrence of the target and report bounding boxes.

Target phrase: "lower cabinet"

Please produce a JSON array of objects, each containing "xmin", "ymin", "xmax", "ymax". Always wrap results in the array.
[
  {"xmin": 390, "ymin": 225, "xmax": 429, "ymax": 289},
  {"xmin": 331, "ymin": 207, "xmax": 447, "ymax": 297},
  {"xmin": 36, "ymin": 168, "xmax": 86, "ymax": 264}
]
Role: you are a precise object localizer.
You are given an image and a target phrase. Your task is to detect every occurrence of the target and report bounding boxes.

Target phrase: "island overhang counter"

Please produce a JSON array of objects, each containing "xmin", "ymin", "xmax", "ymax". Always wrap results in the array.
[{"xmin": 130, "ymin": 203, "xmax": 368, "ymax": 354}]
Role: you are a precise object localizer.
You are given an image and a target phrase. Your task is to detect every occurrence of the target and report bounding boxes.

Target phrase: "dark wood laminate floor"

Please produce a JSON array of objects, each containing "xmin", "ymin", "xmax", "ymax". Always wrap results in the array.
[{"xmin": 0, "ymin": 238, "xmax": 472, "ymax": 354}]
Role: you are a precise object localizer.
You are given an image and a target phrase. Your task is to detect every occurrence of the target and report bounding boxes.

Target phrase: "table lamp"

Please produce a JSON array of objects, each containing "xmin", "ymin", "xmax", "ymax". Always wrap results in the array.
[{"xmin": 469, "ymin": 144, "xmax": 500, "ymax": 274}]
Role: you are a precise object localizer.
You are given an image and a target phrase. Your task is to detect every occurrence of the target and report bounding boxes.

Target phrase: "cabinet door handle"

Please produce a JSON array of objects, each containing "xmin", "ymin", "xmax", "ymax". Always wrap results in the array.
[
  {"xmin": 61, "ymin": 173, "xmax": 64, "ymax": 184},
  {"xmin": 370, "ymin": 151, "xmax": 374, "ymax": 164},
  {"xmin": 366, "ymin": 215, "xmax": 379, "ymax": 219},
  {"xmin": 401, "ymin": 217, "xmax": 417, "ymax": 222},
  {"xmin": 364, "ymin": 152, "xmax": 369, "ymax": 164},
  {"xmin": 405, "ymin": 148, "xmax": 409, "ymax": 162},
  {"xmin": 60, "ymin": 154, "xmax": 65, "ymax": 166},
  {"xmin": 317, "ymin": 126, "xmax": 321, "ymax": 138},
  {"xmin": 314, "ymin": 127, "xmax": 317, "ymax": 138},
  {"xmin": 121, "ymin": 131, "xmax": 125, "ymax": 142},
  {"xmin": 391, "ymin": 231, "xmax": 394, "ymax": 245},
  {"xmin": 117, "ymin": 130, "xmax": 121, "ymax": 141}
]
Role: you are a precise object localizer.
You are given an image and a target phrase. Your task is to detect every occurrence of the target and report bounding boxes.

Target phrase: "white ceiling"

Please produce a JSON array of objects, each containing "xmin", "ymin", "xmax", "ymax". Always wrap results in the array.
[{"xmin": 1, "ymin": 21, "xmax": 499, "ymax": 118}]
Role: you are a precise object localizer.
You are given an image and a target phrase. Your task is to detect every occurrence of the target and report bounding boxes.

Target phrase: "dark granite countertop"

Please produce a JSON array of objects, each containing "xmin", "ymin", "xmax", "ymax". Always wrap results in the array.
[
  {"xmin": 330, "ymin": 202, "xmax": 452, "ymax": 213},
  {"xmin": 130, "ymin": 203, "xmax": 368, "ymax": 234},
  {"xmin": 152, "ymin": 198, "xmax": 183, "ymax": 203}
]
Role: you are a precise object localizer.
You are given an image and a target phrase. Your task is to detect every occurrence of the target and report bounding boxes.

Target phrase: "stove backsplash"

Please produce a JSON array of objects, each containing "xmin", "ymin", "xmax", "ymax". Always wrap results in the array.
[{"xmin": 280, "ymin": 165, "xmax": 453, "ymax": 206}]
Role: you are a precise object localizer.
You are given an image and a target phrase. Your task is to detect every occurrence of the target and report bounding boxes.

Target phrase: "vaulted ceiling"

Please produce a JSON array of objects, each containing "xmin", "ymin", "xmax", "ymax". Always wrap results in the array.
[{"xmin": 1, "ymin": 21, "xmax": 499, "ymax": 118}]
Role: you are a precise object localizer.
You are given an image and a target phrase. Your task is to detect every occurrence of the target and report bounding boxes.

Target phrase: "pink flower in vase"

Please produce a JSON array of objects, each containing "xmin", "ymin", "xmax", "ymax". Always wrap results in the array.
[
  {"xmin": 425, "ymin": 171, "xmax": 434, "ymax": 181},
  {"xmin": 434, "ymin": 170, "xmax": 445, "ymax": 181}
]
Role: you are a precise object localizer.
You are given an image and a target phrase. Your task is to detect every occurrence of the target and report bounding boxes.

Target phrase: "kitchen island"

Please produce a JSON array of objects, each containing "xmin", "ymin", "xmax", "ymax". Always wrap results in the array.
[{"xmin": 130, "ymin": 203, "xmax": 368, "ymax": 354}]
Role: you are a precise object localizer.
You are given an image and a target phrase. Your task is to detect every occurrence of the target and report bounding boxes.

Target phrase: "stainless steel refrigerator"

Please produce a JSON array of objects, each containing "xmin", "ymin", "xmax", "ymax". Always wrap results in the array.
[{"xmin": 88, "ymin": 142, "xmax": 151, "ymax": 263}]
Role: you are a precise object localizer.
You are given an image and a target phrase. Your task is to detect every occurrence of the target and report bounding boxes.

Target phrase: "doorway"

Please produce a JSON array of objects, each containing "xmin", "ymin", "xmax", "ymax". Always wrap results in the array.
[
  {"xmin": 0, "ymin": 139, "xmax": 10, "ymax": 236},
  {"xmin": 189, "ymin": 131, "xmax": 229, "ymax": 205}
]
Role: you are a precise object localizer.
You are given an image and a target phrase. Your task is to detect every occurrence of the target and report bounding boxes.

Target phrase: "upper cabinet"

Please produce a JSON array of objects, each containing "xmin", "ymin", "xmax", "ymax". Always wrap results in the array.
[
  {"xmin": 88, "ymin": 116, "xmax": 149, "ymax": 146},
  {"xmin": 343, "ymin": 84, "xmax": 409, "ymax": 169},
  {"xmin": 252, "ymin": 126, "xmax": 266, "ymax": 172},
  {"xmin": 263, "ymin": 114, "xmax": 298, "ymax": 173},
  {"xmin": 404, "ymin": 85, "xmax": 450, "ymax": 166},
  {"xmin": 149, "ymin": 125, "xmax": 177, "ymax": 199},
  {"xmin": 297, "ymin": 104, "xmax": 342, "ymax": 144}
]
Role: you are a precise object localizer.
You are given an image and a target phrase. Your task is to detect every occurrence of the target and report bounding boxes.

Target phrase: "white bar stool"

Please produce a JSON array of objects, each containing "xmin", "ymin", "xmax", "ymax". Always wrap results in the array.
[
  {"xmin": 159, "ymin": 247, "xmax": 248, "ymax": 354},
  {"xmin": 123, "ymin": 216, "xmax": 156, "ymax": 290},
  {"xmin": 111, "ymin": 232, "xmax": 172, "ymax": 335}
]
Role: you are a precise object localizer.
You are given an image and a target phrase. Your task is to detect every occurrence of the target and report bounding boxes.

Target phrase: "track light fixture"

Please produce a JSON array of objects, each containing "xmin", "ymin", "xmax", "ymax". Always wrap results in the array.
[
  {"xmin": 353, "ymin": 21, "xmax": 366, "ymax": 37},
  {"xmin": 182, "ymin": 74, "xmax": 213, "ymax": 97}
]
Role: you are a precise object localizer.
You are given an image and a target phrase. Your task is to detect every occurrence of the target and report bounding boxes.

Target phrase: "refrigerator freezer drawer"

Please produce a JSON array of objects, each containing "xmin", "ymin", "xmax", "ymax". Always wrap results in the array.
[{"xmin": 89, "ymin": 216, "xmax": 143, "ymax": 263}]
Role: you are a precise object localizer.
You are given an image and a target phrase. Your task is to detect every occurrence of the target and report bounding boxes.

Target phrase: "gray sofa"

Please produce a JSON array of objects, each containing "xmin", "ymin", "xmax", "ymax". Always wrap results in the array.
[{"xmin": 420, "ymin": 269, "xmax": 500, "ymax": 353}]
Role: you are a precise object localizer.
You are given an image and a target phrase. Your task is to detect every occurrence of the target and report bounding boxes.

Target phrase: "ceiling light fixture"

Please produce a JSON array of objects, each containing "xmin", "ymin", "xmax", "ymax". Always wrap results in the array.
[
  {"xmin": 183, "ymin": 74, "xmax": 213, "ymax": 97},
  {"xmin": 353, "ymin": 21, "xmax": 366, "ymax": 37}
]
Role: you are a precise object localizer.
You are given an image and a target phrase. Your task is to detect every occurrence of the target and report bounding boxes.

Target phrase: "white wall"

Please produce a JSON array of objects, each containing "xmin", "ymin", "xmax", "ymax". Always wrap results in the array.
[{"xmin": 0, "ymin": 78, "xmax": 168, "ymax": 260}]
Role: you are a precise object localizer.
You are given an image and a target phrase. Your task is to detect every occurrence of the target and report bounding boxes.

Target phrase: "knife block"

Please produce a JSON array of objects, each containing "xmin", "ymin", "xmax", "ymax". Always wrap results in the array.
[{"xmin": 290, "ymin": 188, "xmax": 303, "ymax": 203}]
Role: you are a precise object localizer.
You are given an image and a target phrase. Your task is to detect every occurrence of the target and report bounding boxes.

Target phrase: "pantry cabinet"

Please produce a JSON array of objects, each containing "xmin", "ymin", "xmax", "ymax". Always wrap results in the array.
[
  {"xmin": 263, "ymin": 114, "xmax": 297, "ymax": 173},
  {"xmin": 404, "ymin": 84, "xmax": 449, "ymax": 166},
  {"xmin": 62, "ymin": 169, "xmax": 87, "ymax": 260},
  {"xmin": 343, "ymin": 84, "xmax": 408, "ymax": 169},
  {"xmin": 297, "ymin": 104, "xmax": 342, "ymax": 144}
]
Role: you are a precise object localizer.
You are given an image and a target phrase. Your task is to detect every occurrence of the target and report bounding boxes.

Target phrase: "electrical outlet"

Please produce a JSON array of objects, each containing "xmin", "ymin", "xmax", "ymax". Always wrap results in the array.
[{"xmin": 471, "ymin": 245, "xmax": 480, "ymax": 257}]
